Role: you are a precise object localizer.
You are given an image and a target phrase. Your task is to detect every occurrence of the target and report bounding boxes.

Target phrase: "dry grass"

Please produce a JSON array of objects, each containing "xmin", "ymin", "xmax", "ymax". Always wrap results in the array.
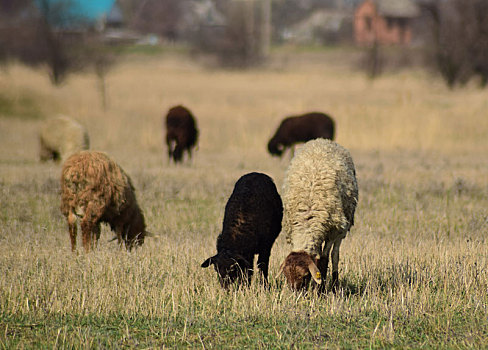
[{"xmin": 0, "ymin": 49, "xmax": 487, "ymax": 348}]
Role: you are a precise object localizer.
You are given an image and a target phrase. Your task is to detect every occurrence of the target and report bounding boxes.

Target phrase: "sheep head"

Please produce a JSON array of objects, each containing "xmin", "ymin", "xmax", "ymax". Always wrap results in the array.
[
  {"xmin": 123, "ymin": 205, "xmax": 147, "ymax": 250},
  {"xmin": 280, "ymin": 251, "xmax": 322, "ymax": 290},
  {"xmin": 267, "ymin": 138, "xmax": 284, "ymax": 157},
  {"xmin": 201, "ymin": 251, "xmax": 250, "ymax": 288}
]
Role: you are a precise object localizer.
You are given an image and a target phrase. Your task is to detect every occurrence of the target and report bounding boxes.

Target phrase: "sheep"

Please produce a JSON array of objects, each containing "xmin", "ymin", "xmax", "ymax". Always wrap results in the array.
[
  {"xmin": 60, "ymin": 150, "xmax": 148, "ymax": 252},
  {"xmin": 279, "ymin": 138, "xmax": 358, "ymax": 292},
  {"xmin": 267, "ymin": 112, "xmax": 335, "ymax": 157},
  {"xmin": 39, "ymin": 115, "xmax": 89, "ymax": 162},
  {"xmin": 165, "ymin": 105, "xmax": 199, "ymax": 163},
  {"xmin": 201, "ymin": 172, "xmax": 283, "ymax": 288}
]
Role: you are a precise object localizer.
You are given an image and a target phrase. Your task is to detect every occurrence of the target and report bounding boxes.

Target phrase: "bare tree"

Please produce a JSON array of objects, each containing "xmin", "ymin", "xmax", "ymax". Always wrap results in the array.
[
  {"xmin": 198, "ymin": 0, "xmax": 271, "ymax": 67},
  {"xmin": 120, "ymin": 0, "xmax": 186, "ymax": 41},
  {"xmin": 0, "ymin": 0, "xmax": 37, "ymax": 66},
  {"xmin": 0, "ymin": 0, "xmax": 116, "ymax": 91},
  {"xmin": 421, "ymin": 0, "xmax": 488, "ymax": 88}
]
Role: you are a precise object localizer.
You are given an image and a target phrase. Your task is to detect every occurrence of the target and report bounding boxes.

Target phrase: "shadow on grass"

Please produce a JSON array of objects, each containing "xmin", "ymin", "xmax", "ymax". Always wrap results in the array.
[
  {"xmin": 334, "ymin": 277, "xmax": 368, "ymax": 297},
  {"xmin": 199, "ymin": 261, "xmax": 422, "ymax": 299}
]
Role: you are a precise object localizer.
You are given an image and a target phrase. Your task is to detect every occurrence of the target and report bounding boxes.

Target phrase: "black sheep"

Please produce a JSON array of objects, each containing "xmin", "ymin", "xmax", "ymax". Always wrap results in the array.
[
  {"xmin": 165, "ymin": 105, "xmax": 199, "ymax": 163},
  {"xmin": 201, "ymin": 172, "xmax": 283, "ymax": 288},
  {"xmin": 267, "ymin": 112, "xmax": 335, "ymax": 157}
]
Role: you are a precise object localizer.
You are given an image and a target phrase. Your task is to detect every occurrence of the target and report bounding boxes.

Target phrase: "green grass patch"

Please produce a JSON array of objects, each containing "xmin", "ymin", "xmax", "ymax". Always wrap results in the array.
[
  {"xmin": 1, "ymin": 308, "xmax": 486, "ymax": 348},
  {"xmin": 0, "ymin": 92, "xmax": 43, "ymax": 120}
]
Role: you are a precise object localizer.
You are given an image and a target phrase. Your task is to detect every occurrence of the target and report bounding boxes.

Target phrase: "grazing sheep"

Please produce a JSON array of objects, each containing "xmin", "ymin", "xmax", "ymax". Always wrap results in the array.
[
  {"xmin": 201, "ymin": 172, "xmax": 283, "ymax": 288},
  {"xmin": 267, "ymin": 112, "xmax": 335, "ymax": 157},
  {"xmin": 165, "ymin": 105, "xmax": 199, "ymax": 163},
  {"xmin": 280, "ymin": 139, "xmax": 358, "ymax": 291},
  {"xmin": 39, "ymin": 115, "xmax": 89, "ymax": 162},
  {"xmin": 60, "ymin": 151, "xmax": 148, "ymax": 252}
]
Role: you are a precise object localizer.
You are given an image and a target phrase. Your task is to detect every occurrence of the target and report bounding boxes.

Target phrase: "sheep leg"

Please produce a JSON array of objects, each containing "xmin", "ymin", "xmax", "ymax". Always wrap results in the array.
[
  {"xmin": 245, "ymin": 267, "xmax": 254, "ymax": 286},
  {"xmin": 331, "ymin": 238, "xmax": 343, "ymax": 290},
  {"xmin": 81, "ymin": 221, "xmax": 94, "ymax": 252},
  {"xmin": 124, "ymin": 225, "xmax": 136, "ymax": 251},
  {"xmin": 240, "ymin": 254, "xmax": 254, "ymax": 286},
  {"xmin": 173, "ymin": 144, "xmax": 183, "ymax": 163},
  {"xmin": 166, "ymin": 136, "xmax": 175, "ymax": 162},
  {"xmin": 256, "ymin": 252, "xmax": 270, "ymax": 285},
  {"xmin": 68, "ymin": 210, "xmax": 77, "ymax": 252},
  {"xmin": 319, "ymin": 241, "xmax": 334, "ymax": 292},
  {"xmin": 115, "ymin": 224, "xmax": 125, "ymax": 248},
  {"xmin": 80, "ymin": 205, "xmax": 102, "ymax": 253},
  {"xmin": 93, "ymin": 223, "xmax": 101, "ymax": 249}
]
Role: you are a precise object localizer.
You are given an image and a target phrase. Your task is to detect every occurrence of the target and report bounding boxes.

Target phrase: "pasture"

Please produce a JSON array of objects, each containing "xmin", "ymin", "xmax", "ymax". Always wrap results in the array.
[{"xmin": 1, "ymin": 48, "xmax": 487, "ymax": 348}]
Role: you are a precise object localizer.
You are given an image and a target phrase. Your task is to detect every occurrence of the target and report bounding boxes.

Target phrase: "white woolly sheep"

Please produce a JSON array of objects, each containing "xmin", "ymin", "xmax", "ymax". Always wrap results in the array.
[
  {"xmin": 280, "ymin": 138, "xmax": 358, "ymax": 291},
  {"xmin": 39, "ymin": 115, "xmax": 89, "ymax": 162},
  {"xmin": 60, "ymin": 151, "xmax": 148, "ymax": 252}
]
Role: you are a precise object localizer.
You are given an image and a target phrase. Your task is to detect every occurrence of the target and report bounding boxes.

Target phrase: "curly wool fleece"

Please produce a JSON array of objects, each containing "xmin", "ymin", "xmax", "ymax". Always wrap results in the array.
[{"xmin": 282, "ymin": 138, "xmax": 358, "ymax": 257}]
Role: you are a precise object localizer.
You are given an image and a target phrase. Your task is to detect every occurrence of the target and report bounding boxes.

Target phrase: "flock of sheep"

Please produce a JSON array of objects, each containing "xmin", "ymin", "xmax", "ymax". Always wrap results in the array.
[{"xmin": 39, "ymin": 106, "xmax": 357, "ymax": 292}]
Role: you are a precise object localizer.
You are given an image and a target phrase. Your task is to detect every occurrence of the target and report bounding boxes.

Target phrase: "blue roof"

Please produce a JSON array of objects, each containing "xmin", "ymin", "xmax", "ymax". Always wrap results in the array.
[{"xmin": 36, "ymin": 0, "xmax": 116, "ymax": 26}]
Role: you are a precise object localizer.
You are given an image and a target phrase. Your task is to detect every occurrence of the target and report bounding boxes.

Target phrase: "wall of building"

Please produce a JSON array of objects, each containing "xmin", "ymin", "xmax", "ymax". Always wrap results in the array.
[{"xmin": 354, "ymin": 0, "xmax": 412, "ymax": 45}]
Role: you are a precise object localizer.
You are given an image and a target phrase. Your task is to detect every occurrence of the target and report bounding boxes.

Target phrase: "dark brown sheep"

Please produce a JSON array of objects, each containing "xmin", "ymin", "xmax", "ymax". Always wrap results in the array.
[
  {"xmin": 60, "ymin": 151, "xmax": 148, "ymax": 252},
  {"xmin": 165, "ymin": 105, "xmax": 199, "ymax": 163},
  {"xmin": 201, "ymin": 172, "xmax": 283, "ymax": 289},
  {"xmin": 267, "ymin": 112, "xmax": 335, "ymax": 157}
]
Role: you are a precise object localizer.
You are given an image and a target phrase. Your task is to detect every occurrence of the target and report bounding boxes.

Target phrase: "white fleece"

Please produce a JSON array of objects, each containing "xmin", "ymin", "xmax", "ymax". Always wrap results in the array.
[{"xmin": 282, "ymin": 138, "xmax": 358, "ymax": 257}]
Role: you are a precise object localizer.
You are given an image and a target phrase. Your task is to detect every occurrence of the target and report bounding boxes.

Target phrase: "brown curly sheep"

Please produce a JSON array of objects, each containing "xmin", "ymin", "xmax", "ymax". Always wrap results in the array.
[{"xmin": 60, "ymin": 151, "xmax": 148, "ymax": 252}]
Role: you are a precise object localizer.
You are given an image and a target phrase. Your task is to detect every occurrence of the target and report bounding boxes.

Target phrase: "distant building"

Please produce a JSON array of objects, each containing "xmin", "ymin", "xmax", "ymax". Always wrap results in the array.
[
  {"xmin": 354, "ymin": 0, "xmax": 419, "ymax": 46},
  {"xmin": 35, "ymin": 0, "xmax": 116, "ymax": 29},
  {"xmin": 183, "ymin": 0, "xmax": 227, "ymax": 47}
]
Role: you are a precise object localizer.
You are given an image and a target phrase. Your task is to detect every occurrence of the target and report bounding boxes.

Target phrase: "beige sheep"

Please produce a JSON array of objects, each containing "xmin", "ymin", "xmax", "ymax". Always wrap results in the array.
[
  {"xmin": 60, "ymin": 151, "xmax": 148, "ymax": 252},
  {"xmin": 39, "ymin": 115, "xmax": 89, "ymax": 162},
  {"xmin": 280, "ymin": 139, "xmax": 358, "ymax": 291}
]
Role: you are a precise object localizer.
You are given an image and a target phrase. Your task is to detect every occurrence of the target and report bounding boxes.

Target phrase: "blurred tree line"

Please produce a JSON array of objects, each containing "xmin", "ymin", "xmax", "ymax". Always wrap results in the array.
[
  {"xmin": 0, "ymin": 0, "xmax": 114, "ymax": 90},
  {"xmin": 420, "ymin": 0, "xmax": 488, "ymax": 87},
  {"xmin": 1, "ymin": 0, "xmax": 487, "ymax": 88}
]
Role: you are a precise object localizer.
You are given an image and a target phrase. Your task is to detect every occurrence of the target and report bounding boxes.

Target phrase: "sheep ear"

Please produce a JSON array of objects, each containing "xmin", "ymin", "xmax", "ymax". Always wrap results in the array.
[
  {"xmin": 201, "ymin": 255, "xmax": 216, "ymax": 268},
  {"xmin": 308, "ymin": 262, "xmax": 322, "ymax": 284}
]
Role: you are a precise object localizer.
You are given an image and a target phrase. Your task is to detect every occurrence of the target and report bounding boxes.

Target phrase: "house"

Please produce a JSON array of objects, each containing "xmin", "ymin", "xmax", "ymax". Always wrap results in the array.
[
  {"xmin": 35, "ymin": 0, "xmax": 117, "ymax": 28},
  {"xmin": 354, "ymin": 0, "xmax": 420, "ymax": 46},
  {"xmin": 35, "ymin": 0, "xmax": 143, "ymax": 44},
  {"xmin": 182, "ymin": 0, "xmax": 227, "ymax": 48}
]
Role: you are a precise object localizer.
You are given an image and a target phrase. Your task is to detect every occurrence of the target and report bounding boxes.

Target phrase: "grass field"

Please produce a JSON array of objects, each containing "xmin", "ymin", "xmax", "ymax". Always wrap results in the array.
[{"xmin": 1, "ymin": 48, "xmax": 487, "ymax": 348}]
